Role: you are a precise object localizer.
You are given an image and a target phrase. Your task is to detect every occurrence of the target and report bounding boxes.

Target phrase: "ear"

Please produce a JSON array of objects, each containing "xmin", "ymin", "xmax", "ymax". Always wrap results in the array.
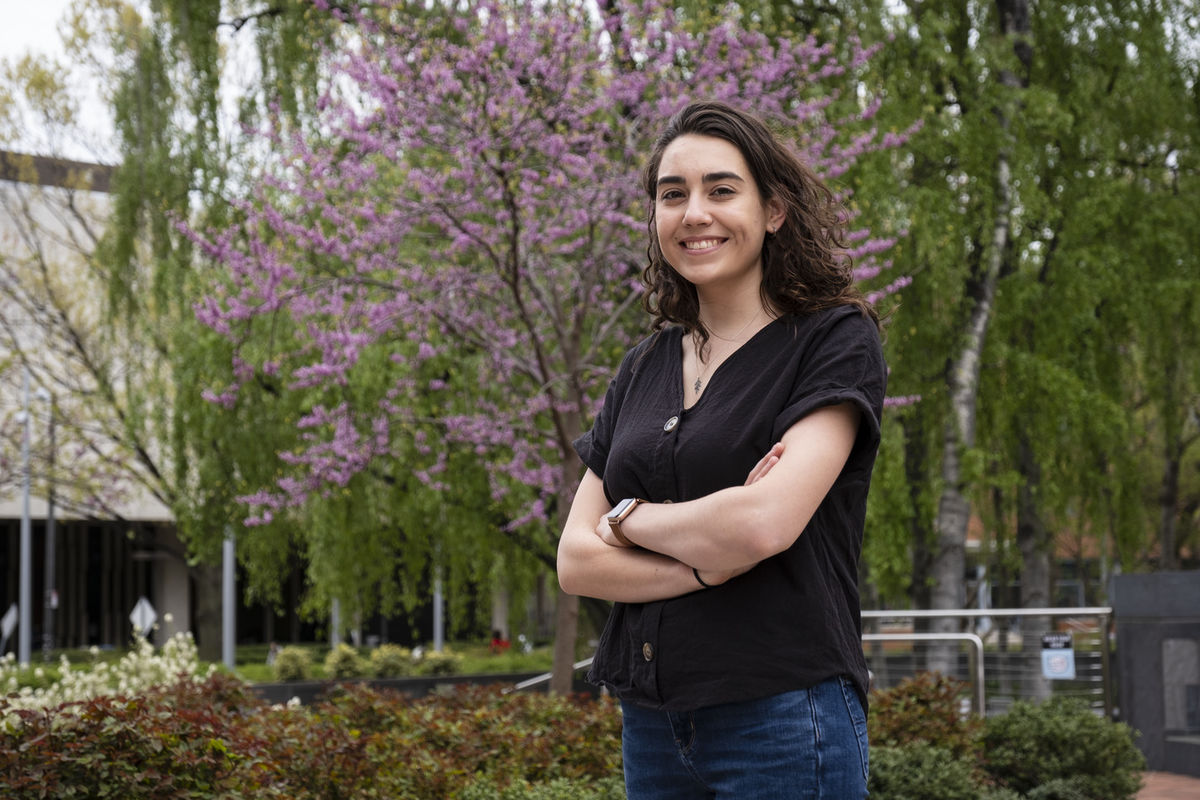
[{"xmin": 765, "ymin": 196, "xmax": 786, "ymax": 233}]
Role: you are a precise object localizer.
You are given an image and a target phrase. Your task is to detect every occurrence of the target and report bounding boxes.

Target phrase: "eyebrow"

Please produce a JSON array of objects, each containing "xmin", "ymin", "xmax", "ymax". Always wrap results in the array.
[{"xmin": 656, "ymin": 171, "xmax": 746, "ymax": 187}]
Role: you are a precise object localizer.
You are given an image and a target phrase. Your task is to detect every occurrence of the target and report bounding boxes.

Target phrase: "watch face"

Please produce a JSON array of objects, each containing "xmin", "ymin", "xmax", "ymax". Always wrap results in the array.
[{"xmin": 609, "ymin": 498, "xmax": 636, "ymax": 519}]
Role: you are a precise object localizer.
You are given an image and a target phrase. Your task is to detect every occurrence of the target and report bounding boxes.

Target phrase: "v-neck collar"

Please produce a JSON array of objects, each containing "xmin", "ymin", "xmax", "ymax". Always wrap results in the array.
[{"xmin": 677, "ymin": 316, "xmax": 784, "ymax": 411}]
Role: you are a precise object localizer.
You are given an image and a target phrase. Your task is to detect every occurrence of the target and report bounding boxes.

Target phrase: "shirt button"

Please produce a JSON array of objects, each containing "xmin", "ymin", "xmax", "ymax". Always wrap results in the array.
[
  {"xmin": 642, "ymin": 642, "xmax": 654, "ymax": 661},
  {"xmin": 663, "ymin": 416, "xmax": 679, "ymax": 432}
]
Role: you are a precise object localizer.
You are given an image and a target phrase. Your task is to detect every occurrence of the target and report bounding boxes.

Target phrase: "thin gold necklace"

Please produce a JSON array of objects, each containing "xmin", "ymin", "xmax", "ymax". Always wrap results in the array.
[{"xmin": 692, "ymin": 311, "xmax": 764, "ymax": 394}]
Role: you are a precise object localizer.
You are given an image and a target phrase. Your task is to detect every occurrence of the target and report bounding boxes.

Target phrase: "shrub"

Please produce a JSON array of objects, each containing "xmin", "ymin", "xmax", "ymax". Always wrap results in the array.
[
  {"xmin": 460, "ymin": 776, "xmax": 627, "ymax": 800},
  {"xmin": 980, "ymin": 696, "xmax": 1145, "ymax": 800},
  {"xmin": 323, "ymin": 644, "xmax": 367, "ymax": 679},
  {"xmin": 370, "ymin": 643, "xmax": 415, "ymax": 678},
  {"xmin": 868, "ymin": 672, "xmax": 982, "ymax": 759},
  {"xmin": 0, "ymin": 674, "xmax": 285, "ymax": 799},
  {"xmin": 273, "ymin": 645, "xmax": 313, "ymax": 681},
  {"xmin": 415, "ymin": 647, "xmax": 463, "ymax": 676},
  {"xmin": 2, "ymin": 679, "xmax": 624, "ymax": 799},
  {"xmin": 868, "ymin": 743, "xmax": 983, "ymax": 800},
  {"xmin": 0, "ymin": 632, "xmax": 213, "ymax": 722}
]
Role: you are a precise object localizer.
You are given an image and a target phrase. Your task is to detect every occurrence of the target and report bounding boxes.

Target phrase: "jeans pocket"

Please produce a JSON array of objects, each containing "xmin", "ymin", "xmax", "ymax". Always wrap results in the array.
[{"xmin": 839, "ymin": 676, "xmax": 870, "ymax": 783}]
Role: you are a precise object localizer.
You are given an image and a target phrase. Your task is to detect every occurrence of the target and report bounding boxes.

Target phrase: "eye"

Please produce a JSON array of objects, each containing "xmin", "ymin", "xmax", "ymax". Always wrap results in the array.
[
  {"xmin": 711, "ymin": 185, "xmax": 736, "ymax": 197},
  {"xmin": 658, "ymin": 189, "xmax": 685, "ymax": 202}
]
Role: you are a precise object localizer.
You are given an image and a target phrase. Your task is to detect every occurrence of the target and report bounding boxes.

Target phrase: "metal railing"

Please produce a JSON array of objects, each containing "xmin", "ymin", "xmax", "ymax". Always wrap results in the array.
[
  {"xmin": 863, "ymin": 631, "xmax": 986, "ymax": 715},
  {"xmin": 862, "ymin": 607, "xmax": 1114, "ymax": 718},
  {"xmin": 506, "ymin": 658, "xmax": 594, "ymax": 693},
  {"xmin": 509, "ymin": 607, "xmax": 1115, "ymax": 719}
]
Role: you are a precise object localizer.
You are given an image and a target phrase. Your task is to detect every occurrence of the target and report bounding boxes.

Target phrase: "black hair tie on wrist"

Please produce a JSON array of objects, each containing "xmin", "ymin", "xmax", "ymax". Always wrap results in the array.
[{"xmin": 693, "ymin": 567, "xmax": 713, "ymax": 589}]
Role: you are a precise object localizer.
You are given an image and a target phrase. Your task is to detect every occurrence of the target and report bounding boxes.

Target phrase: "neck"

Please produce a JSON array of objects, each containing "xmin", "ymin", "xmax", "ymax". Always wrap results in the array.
[{"xmin": 697, "ymin": 287, "xmax": 770, "ymax": 341}]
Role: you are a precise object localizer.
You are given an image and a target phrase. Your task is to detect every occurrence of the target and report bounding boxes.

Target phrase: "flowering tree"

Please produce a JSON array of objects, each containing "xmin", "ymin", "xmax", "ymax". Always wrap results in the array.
[{"xmin": 192, "ymin": 0, "xmax": 911, "ymax": 689}]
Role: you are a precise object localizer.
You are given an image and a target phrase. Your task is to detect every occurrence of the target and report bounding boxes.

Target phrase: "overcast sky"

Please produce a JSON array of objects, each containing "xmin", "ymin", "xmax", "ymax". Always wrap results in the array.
[
  {"xmin": 3, "ymin": 0, "xmax": 123, "ymax": 161},
  {"xmin": 2, "ymin": 0, "xmax": 71, "ymax": 63}
]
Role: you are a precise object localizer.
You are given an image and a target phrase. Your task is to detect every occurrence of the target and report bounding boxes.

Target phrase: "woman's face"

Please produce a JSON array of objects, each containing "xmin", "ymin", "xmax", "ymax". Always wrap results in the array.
[{"xmin": 653, "ymin": 134, "xmax": 784, "ymax": 296}]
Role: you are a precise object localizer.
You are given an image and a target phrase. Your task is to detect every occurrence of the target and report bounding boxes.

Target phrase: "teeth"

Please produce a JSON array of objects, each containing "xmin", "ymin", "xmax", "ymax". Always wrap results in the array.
[{"xmin": 683, "ymin": 239, "xmax": 721, "ymax": 250}]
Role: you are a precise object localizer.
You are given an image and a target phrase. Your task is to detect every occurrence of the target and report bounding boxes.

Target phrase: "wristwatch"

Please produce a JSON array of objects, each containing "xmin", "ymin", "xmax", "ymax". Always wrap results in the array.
[{"xmin": 606, "ymin": 497, "xmax": 643, "ymax": 546}]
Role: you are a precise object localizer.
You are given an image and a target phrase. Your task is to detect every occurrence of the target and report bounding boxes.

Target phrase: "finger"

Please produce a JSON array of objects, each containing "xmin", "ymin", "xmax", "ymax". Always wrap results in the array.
[
  {"xmin": 749, "ymin": 455, "xmax": 779, "ymax": 484},
  {"xmin": 744, "ymin": 442, "xmax": 784, "ymax": 485}
]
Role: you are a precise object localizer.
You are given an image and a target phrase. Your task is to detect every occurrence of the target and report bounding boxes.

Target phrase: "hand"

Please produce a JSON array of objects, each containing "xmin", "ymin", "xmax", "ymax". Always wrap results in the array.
[{"xmin": 744, "ymin": 442, "xmax": 784, "ymax": 486}]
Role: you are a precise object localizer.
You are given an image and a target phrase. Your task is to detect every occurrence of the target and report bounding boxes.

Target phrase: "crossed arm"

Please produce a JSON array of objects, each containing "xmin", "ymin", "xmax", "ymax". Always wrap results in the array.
[{"xmin": 556, "ymin": 402, "xmax": 860, "ymax": 604}]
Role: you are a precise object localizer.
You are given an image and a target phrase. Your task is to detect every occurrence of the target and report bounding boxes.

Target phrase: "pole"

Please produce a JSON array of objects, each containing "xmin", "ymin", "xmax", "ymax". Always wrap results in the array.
[
  {"xmin": 330, "ymin": 598, "xmax": 341, "ymax": 647},
  {"xmin": 433, "ymin": 568, "xmax": 444, "ymax": 653},
  {"xmin": 42, "ymin": 398, "xmax": 55, "ymax": 661},
  {"xmin": 222, "ymin": 529, "xmax": 235, "ymax": 670},
  {"xmin": 18, "ymin": 368, "xmax": 33, "ymax": 666}
]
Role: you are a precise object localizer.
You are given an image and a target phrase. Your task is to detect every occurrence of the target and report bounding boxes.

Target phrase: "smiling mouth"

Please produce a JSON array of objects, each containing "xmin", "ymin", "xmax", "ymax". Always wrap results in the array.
[{"xmin": 682, "ymin": 238, "xmax": 725, "ymax": 251}]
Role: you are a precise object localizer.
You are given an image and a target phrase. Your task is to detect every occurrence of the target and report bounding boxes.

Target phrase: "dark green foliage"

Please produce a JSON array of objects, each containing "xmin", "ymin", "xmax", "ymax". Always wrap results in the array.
[
  {"xmin": 1024, "ymin": 778, "xmax": 1092, "ymax": 800},
  {"xmin": 868, "ymin": 743, "xmax": 982, "ymax": 800},
  {"xmin": 979, "ymin": 697, "xmax": 1145, "ymax": 800},
  {"xmin": 868, "ymin": 672, "xmax": 982, "ymax": 758},
  {"xmin": 460, "ymin": 776, "xmax": 627, "ymax": 800}
]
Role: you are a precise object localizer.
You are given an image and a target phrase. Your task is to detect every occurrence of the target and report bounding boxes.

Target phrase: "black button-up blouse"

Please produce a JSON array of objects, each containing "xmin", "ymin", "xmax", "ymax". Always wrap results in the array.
[{"xmin": 574, "ymin": 305, "xmax": 887, "ymax": 711}]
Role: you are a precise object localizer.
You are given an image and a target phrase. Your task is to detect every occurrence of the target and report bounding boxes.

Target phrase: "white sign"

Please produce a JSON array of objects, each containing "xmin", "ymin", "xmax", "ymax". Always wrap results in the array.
[
  {"xmin": 1, "ymin": 603, "xmax": 17, "ymax": 640},
  {"xmin": 1041, "ymin": 632, "xmax": 1076, "ymax": 680},
  {"xmin": 0, "ymin": 603, "xmax": 17, "ymax": 651},
  {"xmin": 130, "ymin": 596, "xmax": 157, "ymax": 637}
]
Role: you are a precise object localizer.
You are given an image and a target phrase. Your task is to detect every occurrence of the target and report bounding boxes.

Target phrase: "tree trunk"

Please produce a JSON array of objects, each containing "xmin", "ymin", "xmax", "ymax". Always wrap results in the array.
[
  {"xmin": 191, "ymin": 562, "xmax": 222, "ymax": 663},
  {"xmin": 549, "ymin": 448, "xmax": 585, "ymax": 694},
  {"xmin": 1159, "ymin": 447, "xmax": 1181, "ymax": 571},
  {"xmin": 1017, "ymin": 435, "xmax": 1052, "ymax": 701},
  {"xmin": 928, "ymin": 0, "xmax": 1029, "ymax": 677},
  {"xmin": 903, "ymin": 414, "xmax": 933, "ymax": 619}
]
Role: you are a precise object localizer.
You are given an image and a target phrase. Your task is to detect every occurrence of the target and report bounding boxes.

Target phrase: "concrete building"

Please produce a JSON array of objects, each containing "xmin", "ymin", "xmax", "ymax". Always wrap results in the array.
[{"xmin": 0, "ymin": 150, "xmax": 191, "ymax": 652}]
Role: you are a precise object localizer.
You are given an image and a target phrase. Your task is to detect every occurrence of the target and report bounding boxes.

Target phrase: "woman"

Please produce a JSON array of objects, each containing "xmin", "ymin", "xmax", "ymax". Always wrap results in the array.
[{"xmin": 557, "ymin": 100, "xmax": 886, "ymax": 799}]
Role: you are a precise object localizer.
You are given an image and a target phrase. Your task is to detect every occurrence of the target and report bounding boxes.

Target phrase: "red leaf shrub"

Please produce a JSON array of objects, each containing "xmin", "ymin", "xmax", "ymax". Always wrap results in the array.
[
  {"xmin": 868, "ymin": 672, "xmax": 983, "ymax": 759},
  {"xmin": 1, "ymin": 677, "xmax": 621, "ymax": 799}
]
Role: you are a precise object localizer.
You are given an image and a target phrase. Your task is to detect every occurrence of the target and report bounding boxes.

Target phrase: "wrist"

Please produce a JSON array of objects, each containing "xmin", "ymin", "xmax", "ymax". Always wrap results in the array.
[{"xmin": 606, "ymin": 498, "xmax": 644, "ymax": 547}]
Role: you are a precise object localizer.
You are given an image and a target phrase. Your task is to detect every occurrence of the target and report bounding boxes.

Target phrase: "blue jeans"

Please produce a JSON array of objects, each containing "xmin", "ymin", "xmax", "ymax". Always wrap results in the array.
[{"xmin": 619, "ymin": 677, "xmax": 869, "ymax": 799}]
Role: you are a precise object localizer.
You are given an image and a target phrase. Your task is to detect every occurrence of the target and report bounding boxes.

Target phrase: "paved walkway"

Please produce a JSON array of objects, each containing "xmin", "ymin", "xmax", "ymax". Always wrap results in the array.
[{"xmin": 1139, "ymin": 772, "xmax": 1200, "ymax": 800}]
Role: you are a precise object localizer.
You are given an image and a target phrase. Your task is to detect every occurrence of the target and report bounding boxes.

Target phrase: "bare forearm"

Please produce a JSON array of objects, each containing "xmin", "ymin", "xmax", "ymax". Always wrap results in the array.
[
  {"xmin": 612, "ymin": 404, "xmax": 860, "ymax": 569},
  {"xmin": 557, "ymin": 469, "xmax": 713, "ymax": 602},
  {"xmin": 557, "ymin": 535, "xmax": 707, "ymax": 602}
]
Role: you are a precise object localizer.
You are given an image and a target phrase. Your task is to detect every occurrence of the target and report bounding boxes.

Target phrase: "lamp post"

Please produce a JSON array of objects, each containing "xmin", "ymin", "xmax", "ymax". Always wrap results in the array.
[
  {"xmin": 17, "ymin": 369, "xmax": 32, "ymax": 666},
  {"xmin": 40, "ymin": 389, "xmax": 55, "ymax": 662}
]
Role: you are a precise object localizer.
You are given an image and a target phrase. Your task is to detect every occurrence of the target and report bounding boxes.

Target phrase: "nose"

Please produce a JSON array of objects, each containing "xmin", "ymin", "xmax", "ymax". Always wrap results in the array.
[{"xmin": 682, "ymin": 196, "xmax": 711, "ymax": 227}]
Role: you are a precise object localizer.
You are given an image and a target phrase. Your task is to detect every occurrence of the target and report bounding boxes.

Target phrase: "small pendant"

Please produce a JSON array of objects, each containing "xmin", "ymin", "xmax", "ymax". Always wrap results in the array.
[{"xmin": 694, "ymin": 377, "xmax": 702, "ymax": 393}]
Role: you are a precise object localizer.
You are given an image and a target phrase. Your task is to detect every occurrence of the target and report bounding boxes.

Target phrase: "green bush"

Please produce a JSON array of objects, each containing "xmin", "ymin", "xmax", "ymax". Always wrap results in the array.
[
  {"xmin": 460, "ymin": 776, "xmax": 626, "ymax": 800},
  {"xmin": 370, "ymin": 643, "xmax": 415, "ymax": 677},
  {"xmin": 323, "ymin": 643, "xmax": 367, "ymax": 679},
  {"xmin": 272, "ymin": 645, "xmax": 313, "ymax": 681},
  {"xmin": 415, "ymin": 647, "xmax": 463, "ymax": 676},
  {"xmin": 868, "ymin": 743, "xmax": 982, "ymax": 800},
  {"xmin": 1025, "ymin": 778, "xmax": 1092, "ymax": 800},
  {"xmin": 980, "ymin": 696, "xmax": 1145, "ymax": 800},
  {"xmin": 868, "ymin": 672, "xmax": 982, "ymax": 759}
]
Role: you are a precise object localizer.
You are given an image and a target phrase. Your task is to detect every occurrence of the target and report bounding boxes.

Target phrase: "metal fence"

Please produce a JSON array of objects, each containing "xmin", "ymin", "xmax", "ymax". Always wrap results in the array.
[
  {"xmin": 862, "ymin": 607, "xmax": 1114, "ymax": 718},
  {"xmin": 514, "ymin": 607, "xmax": 1116, "ymax": 719}
]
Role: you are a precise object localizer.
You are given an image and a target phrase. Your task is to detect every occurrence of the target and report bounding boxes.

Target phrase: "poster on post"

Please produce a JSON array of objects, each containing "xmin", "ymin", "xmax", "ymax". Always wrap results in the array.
[{"xmin": 1041, "ymin": 632, "xmax": 1076, "ymax": 680}]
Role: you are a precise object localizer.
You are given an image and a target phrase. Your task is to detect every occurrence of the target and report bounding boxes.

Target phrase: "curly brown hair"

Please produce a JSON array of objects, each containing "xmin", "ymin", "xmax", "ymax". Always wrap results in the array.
[{"xmin": 640, "ymin": 101, "xmax": 879, "ymax": 345}]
